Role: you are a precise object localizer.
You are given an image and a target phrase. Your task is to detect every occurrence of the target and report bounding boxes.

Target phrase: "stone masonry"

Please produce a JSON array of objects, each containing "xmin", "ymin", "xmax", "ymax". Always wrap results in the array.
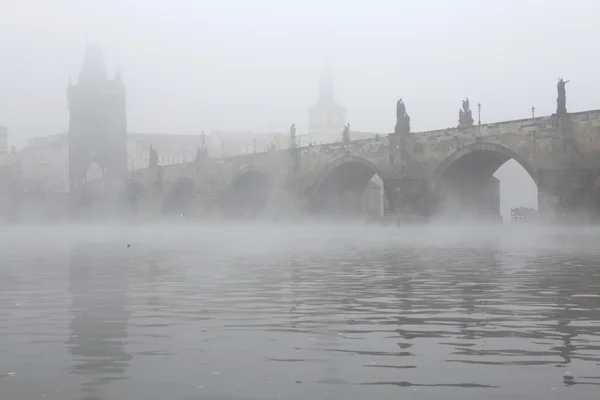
[{"xmin": 80, "ymin": 109, "xmax": 600, "ymax": 223}]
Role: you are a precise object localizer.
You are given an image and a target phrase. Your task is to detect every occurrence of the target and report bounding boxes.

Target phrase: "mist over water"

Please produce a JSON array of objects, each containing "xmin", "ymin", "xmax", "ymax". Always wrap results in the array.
[{"xmin": 1, "ymin": 223, "xmax": 599, "ymax": 400}]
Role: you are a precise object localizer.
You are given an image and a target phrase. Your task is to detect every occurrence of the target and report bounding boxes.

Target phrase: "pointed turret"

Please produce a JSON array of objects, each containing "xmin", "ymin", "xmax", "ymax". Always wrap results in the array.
[
  {"xmin": 78, "ymin": 42, "xmax": 107, "ymax": 84},
  {"xmin": 307, "ymin": 62, "xmax": 346, "ymax": 138},
  {"xmin": 318, "ymin": 64, "xmax": 335, "ymax": 103}
]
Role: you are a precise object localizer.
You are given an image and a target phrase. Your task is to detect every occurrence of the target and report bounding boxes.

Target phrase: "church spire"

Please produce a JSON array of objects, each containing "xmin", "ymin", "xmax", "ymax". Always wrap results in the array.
[
  {"xmin": 318, "ymin": 63, "xmax": 335, "ymax": 103},
  {"xmin": 79, "ymin": 42, "xmax": 106, "ymax": 84}
]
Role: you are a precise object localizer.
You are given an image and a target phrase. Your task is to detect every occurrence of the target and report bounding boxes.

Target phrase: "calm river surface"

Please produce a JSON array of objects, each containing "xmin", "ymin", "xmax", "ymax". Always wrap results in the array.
[{"xmin": 0, "ymin": 224, "xmax": 599, "ymax": 400}]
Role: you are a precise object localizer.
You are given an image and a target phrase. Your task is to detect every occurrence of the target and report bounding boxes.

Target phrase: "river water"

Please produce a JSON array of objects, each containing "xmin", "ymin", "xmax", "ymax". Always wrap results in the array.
[{"xmin": 0, "ymin": 224, "xmax": 599, "ymax": 400}]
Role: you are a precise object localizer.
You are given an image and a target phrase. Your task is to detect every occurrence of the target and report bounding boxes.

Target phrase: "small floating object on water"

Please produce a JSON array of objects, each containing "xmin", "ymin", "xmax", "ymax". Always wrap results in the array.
[
  {"xmin": 127, "ymin": 244, "xmax": 131, "ymax": 248},
  {"xmin": 181, "ymin": 212, "xmax": 186, "ymax": 217}
]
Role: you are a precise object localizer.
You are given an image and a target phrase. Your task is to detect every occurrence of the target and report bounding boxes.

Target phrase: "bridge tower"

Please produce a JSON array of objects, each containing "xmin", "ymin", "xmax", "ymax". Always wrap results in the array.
[{"xmin": 67, "ymin": 42, "xmax": 127, "ymax": 194}]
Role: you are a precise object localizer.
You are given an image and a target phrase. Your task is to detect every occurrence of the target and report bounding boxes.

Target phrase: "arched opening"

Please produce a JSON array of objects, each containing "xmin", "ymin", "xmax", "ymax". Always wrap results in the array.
[
  {"xmin": 117, "ymin": 180, "xmax": 144, "ymax": 216},
  {"xmin": 163, "ymin": 178, "xmax": 196, "ymax": 216},
  {"xmin": 223, "ymin": 170, "xmax": 271, "ymax": 218},
  {"xmin": 432, "ymin": 144, "xmax": 538, "ymax": 224},
  {"xmin": 312, "ymin": 159, "xmax": 385, "ymax": 218},
  {"xmin": 86, "ymin": 161, "xmax": 104, "ymax": 182}
]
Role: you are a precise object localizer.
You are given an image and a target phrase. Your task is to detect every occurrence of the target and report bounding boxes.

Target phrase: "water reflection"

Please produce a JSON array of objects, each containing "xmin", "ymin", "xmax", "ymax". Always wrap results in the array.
[
  {"xmin": 0, "ymin": 225, "xmax": 599, "ymax": 399},
  {"xmin": 66, "ymin": 244, "xmax": 132, "ymax": 399}
]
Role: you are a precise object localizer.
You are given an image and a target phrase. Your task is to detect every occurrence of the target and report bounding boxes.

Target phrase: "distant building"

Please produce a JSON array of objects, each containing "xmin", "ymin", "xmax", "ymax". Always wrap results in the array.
[
  {"xmin": 510, "ymin": 207, "xmax": 539, "ymax": 223},
  {"xmin": 20, "ymin": 133, "xmax": 69, "ymax": 192},
  {"xmin": 210, "ymin": 130, "xmax": 287, "ymax": 157},
  {"xmin": 0, "ymin": 127, "xmax": 21, "ymax": 223},
  {"xmin": 18, "ymin": 131, "xmax": 211, "ymax": 191},
  {"xmin": 297, "ymin": 67, "xmax": 379, "ymax": 147},
  {"xmin": 303, "ymin": 66, "xmax": 347, "ymax": 145},
  {"xmin": 363, "ymin": 174, "xmax": 385, "ymax": 217}
]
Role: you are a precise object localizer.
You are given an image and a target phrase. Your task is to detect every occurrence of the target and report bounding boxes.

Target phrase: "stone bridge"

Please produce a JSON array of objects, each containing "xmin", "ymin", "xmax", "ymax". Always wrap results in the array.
[{"xmin": 83, "ymin": 110, "xmax": 600, "ymax": 223}]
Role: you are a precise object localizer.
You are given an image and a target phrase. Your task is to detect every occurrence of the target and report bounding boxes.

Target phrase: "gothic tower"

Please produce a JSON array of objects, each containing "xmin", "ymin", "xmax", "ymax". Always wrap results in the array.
[
  {"xmin": 68, "ymin": 42, "xmax": 127, "ymax": 191},
  {"xmin": 307, "ymin": 65, "xmax": 346, "ymax": 142}
]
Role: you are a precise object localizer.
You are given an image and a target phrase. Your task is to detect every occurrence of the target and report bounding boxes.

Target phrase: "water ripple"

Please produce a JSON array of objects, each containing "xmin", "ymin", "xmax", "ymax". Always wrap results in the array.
[{"xmin": 0, "ymin": 224, "xmax": 599, "ymax": 399}]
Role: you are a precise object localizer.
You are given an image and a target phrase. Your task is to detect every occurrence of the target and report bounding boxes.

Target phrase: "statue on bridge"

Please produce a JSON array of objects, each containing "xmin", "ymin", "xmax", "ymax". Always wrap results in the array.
[
  {"xmin": 557, "ymin": 78, "xmax": 569, "ymax": 115},
  {"xmin": 342, "ymin": 123, "xmax": 350, "ymax": 143},
  {"xmin": 289, "ymin": 123, "xmax": 297, "ymax": 148},
  {"xmin": 195, "ymin": 130, "xmax": 208, "ymax": 163},
  {"xmin": 458, "ymin": 98, "xmax": 474, "ymax": 128},
  {"xmin": 149, "ymin": 145, "xmax": 158, "ymax": 168},
  {"xmin": 394, "ymin": 98, "xmax": 410, "ymax": 135}
]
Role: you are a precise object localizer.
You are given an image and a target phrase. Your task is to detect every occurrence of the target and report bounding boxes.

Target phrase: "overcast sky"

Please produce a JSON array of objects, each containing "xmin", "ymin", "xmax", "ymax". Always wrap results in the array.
[
  {"xmin": 1, "ymin": 0, "xmax": 598, "ymax": 215},
  {"xmin": 2, "ymin": 0, "xmax": 599, "ymax": 143}
]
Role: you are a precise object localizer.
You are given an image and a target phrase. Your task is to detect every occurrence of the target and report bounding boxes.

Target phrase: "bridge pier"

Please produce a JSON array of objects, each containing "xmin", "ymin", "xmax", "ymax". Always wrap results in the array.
[
  {"xmin": 537, "ymin": 169, "xmax": 598, "ymax": 224},
  {"xmin": 385, "ymin": 178, "xmax": 431, "ymax": 218}
]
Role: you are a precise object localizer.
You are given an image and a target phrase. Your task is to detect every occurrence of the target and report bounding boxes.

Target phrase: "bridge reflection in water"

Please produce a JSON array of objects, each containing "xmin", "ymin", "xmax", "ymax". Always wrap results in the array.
[
  {"xmin": 66, "ymin": 244, "xmax": 132, "ymax": 400},
  {"xmin": 0, "ymin": 225, "xmax": 599, "ymax": 399}
]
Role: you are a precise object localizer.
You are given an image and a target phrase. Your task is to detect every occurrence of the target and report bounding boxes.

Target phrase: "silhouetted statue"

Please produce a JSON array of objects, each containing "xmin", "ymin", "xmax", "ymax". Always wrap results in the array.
[
  {"xmin": 557, "ymin": 78, "xmax": 569, "ymax": 115},
  {"xmin": 289, "ymin": 123, "xmax": 297, "ymax": 148},
  {"xmin": 458, "ymin": 98, "xmax": 474, "ymax": 128},
  {"xmin": 149, "ymin": 145, "xmax": 158, "ymax": 168},
  {"xmin": 394, "ymin": 98, "xmax": 410, "ymax": 135},
  {"xmin": 342, "ymin": 123, "xmax": 350, "ymax": 143}
]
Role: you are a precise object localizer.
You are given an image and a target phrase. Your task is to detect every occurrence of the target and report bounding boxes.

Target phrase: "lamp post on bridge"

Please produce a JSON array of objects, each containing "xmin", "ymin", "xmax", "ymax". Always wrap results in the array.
[
  {"xmin": 532, "ymin": 106, "xmax": 536, "ymax": 119},
  {"xmin": 477, "ymin": 103, "xmax": 482, "ymax": 125}
]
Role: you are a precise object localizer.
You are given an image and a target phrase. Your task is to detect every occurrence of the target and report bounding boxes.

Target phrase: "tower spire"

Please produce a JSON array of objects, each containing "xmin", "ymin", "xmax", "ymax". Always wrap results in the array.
[
  {"xmin": 79, "ymin": 42, "xmax": 107, "ymax": 83},
  {"xmin": 318, "ymin": 62, "xmax": 334, "ymax": 103}
]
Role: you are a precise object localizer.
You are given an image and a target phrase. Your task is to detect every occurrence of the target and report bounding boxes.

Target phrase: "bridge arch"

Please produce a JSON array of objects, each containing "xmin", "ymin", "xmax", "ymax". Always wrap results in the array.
[
  {"xmin": 231, "ymin": 164, "xmax": 271, "ymax": 188},
  {"xmin": 223, "ymin": 164, "xmax": 272, "ymax": 218},
  {"xmin": 163, "ymin": 177, "xmax": 196, "ymax": 216},
  {"xmin": 431, "ymin": 142, "xmax": 538, "ymax": 222},
  {"xmin": 311, "ymin": 155, "xmax": 386, "ymax": 216},
  {"xmin": 85, "ymin": 160, "xmax": 105, "ymax": 183}
]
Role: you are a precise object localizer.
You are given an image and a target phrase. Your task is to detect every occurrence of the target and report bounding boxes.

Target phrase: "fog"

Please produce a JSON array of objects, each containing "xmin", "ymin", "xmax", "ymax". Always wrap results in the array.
[
  {"xmin": 2, "ymin": 222, "xmax": 599, "ymax": 399},
  {"xmin": 3, "ymin": 1, "xmax": 599, "ymax": 216},
  {"xmin": 4, "ymin": 4, "xmax": 600, "ymax": 398},
  {"xmin": 3, "ymin": 0, "xmax": 600, "ymax": 139}
]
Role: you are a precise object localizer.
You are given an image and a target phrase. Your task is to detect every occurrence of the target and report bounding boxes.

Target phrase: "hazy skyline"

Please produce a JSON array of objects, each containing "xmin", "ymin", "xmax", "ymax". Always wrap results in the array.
[
  {"xmin": 2, "ymin": 0, "xmax": 600, "ymax": 147},
  {"xmin": 2, "ymin": 0, "xmax": 595, "ymax": 215}
]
